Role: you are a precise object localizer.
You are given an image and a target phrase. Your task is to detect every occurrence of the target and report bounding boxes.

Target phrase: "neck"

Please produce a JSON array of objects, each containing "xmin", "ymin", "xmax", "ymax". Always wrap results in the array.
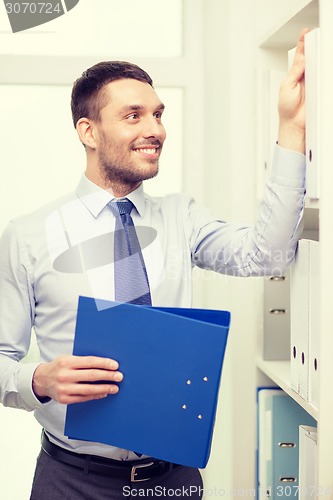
[
  {"xmin": 105, "ymin": 180, "xmax": 142, "ymax": 198},
  {"xmin": 85, "ymin": 163, "xmax": 141, "ymax": 197}
]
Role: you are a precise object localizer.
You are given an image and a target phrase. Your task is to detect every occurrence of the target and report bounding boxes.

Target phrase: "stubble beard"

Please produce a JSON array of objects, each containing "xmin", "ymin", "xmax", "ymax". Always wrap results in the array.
[{"xmin": 99, "ymin": 144, "xmax": 161, "ymax": 187}]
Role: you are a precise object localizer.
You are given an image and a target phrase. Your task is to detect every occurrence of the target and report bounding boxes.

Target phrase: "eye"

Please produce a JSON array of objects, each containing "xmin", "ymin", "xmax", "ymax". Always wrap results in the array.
[
  {"xmin": 126, "ymin": 113, "xmax": 139, "ymax": 121},
  {"xmin": 154, "ymin": 111, "xmax": 163, "ymax": 120}
]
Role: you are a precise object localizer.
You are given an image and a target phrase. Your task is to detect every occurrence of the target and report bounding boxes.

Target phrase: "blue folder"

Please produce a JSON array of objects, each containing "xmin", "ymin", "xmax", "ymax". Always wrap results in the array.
[{"xmin": 65, "ymin": 296, "xmax": 231, "ymax": 468}]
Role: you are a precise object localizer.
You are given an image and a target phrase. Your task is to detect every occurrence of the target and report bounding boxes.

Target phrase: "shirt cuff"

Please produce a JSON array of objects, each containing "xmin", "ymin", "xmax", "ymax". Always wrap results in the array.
[
  {"xmin": 270, "ymin": 143, "xmax": 306, "ymax": 189},
  {"xmin": 17, "ymin": 362, "xmax": 50, "ymax": 410}
]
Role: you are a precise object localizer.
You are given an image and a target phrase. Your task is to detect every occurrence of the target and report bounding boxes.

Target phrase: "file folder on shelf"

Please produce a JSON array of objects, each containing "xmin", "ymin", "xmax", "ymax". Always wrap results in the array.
[
  {"xmin": 257, "ymin": 388, "xmax": 282, "ymax": 499},
  {"xmin": 257, "ymin": 389, "xmax": 316, "ymax": 499},
  {"xmin": 65, "ymin": 296, "xmax": 231, "ymax": 468},
  {"xmin": 308, "ymin": 241, "xmax": 320, "ymax": 409},
  {"xmin": 305, "ymin": 28, "xmax": 321, "ymax": 200},
  {"xmin": 290, "ymin": 240, "xmax": 310, "ymax": 400},
  {"xmin": 299, "ymin": 426, "xmax": 317, "ymax": 499},
  {"xmin": 290, "ymin": 239, "xmax": 320, "ymax": 407},
  {"xmin": 262, "ymin": 273, "xmax": 290, "ymax": 361}
]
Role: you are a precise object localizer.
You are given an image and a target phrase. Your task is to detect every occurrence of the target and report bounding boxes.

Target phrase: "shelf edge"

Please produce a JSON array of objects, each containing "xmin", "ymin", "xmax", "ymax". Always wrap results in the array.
[{"xmin": 256, "ymin": 358, "xmax": 319, "ymax": 420}]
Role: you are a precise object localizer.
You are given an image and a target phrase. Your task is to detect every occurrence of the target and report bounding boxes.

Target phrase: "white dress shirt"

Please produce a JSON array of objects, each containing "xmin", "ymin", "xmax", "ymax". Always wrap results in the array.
[{"xmin": 0, "ymin": 145, "xmax": 305, "ymax": 460}]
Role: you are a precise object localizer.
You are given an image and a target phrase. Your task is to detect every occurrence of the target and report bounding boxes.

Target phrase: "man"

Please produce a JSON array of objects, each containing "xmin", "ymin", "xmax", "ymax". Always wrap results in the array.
[{"xmin": 0, "ymin": 29, "xmax": 307, "ymax": 499}]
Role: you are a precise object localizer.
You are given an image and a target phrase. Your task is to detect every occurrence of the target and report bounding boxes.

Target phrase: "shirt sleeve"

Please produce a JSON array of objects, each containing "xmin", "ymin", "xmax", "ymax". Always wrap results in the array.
[
  {"xmin": 190, "ymin": 144, "xmax": 306, "ymax": 277},
  {"xmin": 0, "ymin": 221, "xmax": 44, "ymax": 411}
]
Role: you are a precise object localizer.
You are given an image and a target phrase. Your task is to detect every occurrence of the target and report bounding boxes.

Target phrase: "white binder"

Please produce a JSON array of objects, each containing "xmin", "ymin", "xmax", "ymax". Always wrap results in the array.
[
  {"xmin": 299, "ymin": 425, "xmax": 318, "ymax": 499},
  {"xmin": 290, "ymin": 240, "xmax": 320, "ymax": 404},
  {"xmin": 304, "ymin": 28, "xmax": 321, "ymax": 200},
  {"xmin": 288, "ymin": 47, "xmax": 296, "ymax": 68},
  {"xmin": 308, "ymin": 241, "xmax": 320, "ymax": 409},
  {"xmin": 290, "ymin": 240, "xmax": 310, "ymax": 399}
]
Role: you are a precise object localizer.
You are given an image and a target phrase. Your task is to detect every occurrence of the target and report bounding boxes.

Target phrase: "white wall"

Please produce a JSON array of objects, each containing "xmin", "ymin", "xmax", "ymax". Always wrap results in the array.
[
  {"xmin": 0, "ymin": 0, "xmax": 183, "ymax": 57},
  {"xmin": 201, "ymin": 0, "xmax": 259, "ymax": 493}
]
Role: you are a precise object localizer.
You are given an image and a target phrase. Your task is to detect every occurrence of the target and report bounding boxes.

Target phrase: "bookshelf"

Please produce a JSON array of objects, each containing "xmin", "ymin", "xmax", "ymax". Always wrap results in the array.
[
  {"xmin": 255, "ymin": 0, "xmax": 333, "ymax": 489},
  {"xmin": 256, "ymin": 359, "xmax": 318, "ymax": 421}
]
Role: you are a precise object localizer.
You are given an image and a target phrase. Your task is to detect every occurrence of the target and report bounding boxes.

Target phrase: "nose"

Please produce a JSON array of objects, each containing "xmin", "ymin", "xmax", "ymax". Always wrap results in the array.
[{"xmin": 142, "ymin": 116, "xmax": 166, "ymax": 142}]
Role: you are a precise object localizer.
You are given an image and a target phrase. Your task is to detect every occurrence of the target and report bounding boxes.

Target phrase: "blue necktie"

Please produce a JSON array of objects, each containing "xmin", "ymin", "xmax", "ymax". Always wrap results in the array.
[
  {"xmin": 109, "ymin": 200, "xmax": 150, "ymax": 458},
  {"xmin": 108, "ymin": 200, "xmax": 152, "ymax": 306}
]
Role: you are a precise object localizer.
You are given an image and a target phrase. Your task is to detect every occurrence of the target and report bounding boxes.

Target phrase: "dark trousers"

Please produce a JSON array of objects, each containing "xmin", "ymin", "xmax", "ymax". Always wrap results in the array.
[{"xmin": 30, "ymin": 450, "xmax": 203, "ymax": 500}]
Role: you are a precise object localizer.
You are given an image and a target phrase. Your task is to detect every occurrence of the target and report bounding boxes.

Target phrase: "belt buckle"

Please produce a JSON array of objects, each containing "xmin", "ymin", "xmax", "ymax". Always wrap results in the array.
[{"xmin": 131, "ymin": 461, "xmax": 155, "ymax": 482}]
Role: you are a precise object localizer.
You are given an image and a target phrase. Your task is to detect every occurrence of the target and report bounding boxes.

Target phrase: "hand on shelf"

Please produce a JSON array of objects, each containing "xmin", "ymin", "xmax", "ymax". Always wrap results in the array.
[{"xmin": 277, "ymin": 28, "xmax": 310, "ymax": 154}]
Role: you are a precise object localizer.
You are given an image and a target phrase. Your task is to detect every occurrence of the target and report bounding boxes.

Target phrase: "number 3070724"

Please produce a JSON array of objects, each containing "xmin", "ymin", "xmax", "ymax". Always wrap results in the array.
[
  {"xmin": 5, "ymin": 3, "xmax": 62, "ymax": 14},
  {"xmin": 276, "ymin": 485, "xmax": 332, "ymax": 497}
]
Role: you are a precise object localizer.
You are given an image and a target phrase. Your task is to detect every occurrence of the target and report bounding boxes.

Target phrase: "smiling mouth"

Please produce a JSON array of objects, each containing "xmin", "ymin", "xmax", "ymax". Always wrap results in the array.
[{"xmin": 133, "ymin": 147, "xmax": 160, "ymax": 157}]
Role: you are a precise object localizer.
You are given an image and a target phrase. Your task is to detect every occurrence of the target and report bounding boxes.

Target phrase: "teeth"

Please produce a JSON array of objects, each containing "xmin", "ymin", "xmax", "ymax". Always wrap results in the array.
[{"xmin": 135, "ymin": 148, "xmax": 157, "ymax": 154}]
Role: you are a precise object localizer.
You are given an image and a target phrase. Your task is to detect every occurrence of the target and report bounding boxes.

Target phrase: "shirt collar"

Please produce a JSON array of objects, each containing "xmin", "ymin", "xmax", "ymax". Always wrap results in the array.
[{"xmin": 76, "ymin": 175, "xmax": 146, "ymax": 218}]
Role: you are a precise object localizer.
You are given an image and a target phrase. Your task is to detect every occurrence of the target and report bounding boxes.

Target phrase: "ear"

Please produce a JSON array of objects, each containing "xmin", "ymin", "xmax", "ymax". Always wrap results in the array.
[{"xmin": 76, "ymin": 117, "xmax": 98, "ymax": 149}]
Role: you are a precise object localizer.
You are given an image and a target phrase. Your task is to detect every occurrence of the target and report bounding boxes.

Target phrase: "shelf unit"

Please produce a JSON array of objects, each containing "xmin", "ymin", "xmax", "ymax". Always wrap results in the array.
[
  {"xmin": 255, "ymin": 0, "xmax": 333, "ymax": 490},
  {"xmin": 256, "ymin": 359, "xmax": 318, "ymax": 421}
]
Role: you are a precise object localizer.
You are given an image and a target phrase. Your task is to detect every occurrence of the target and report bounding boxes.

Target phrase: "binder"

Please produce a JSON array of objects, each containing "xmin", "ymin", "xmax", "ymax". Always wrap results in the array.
[
  {"xmin": 304, "ymin": 28, "xmax": 321, "ymax": 200},
  {"xmin": 288, "ymin": 47, "xmax": 296, "ymax": 68},
  {"xmin": 308, "ymin": 241, "xmax": 320, "ymax": 409},
  {"xmin": 257, "ymin": 389, "xmax": 316, "ymax": 499},
  {"xmin": 290, "ymin": 240, "xmax": 320, "ymax": 406},
  {"xmin": 299, "ymin": 426, "xmax": 317, "ymax": 499},
  {"xmin": 262, "ymin": 273, "xmax": 290, "ymax": 361},
  {"xmin": 257, "ymin": 388, "xmax": 282, "ymax": 499},
  {"xmin": 290, "ymin": 240, "xmax": 310, "ymax": 399},
  {"xmin": 65, "ymin": 296, "xmax": 231, "ymax": 468}
]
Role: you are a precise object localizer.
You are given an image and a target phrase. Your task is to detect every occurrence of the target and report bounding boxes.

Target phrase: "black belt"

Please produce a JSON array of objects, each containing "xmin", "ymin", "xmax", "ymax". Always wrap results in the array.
[{"xmin": 41, "ymin": 432, "xmax": 180, "ymax": 482}]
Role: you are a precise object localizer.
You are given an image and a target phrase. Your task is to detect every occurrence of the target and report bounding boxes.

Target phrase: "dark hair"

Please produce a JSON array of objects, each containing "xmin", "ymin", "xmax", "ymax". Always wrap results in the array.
[{"xmin": 71, "ymin": 61, "xmax": 153, "ymax": 128}]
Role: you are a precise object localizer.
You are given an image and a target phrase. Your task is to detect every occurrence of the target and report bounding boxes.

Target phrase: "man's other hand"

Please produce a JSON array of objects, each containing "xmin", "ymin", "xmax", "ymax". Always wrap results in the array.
[{"xmin": 32, "ymin": 355, "xmax": 123, "ymax": 404}]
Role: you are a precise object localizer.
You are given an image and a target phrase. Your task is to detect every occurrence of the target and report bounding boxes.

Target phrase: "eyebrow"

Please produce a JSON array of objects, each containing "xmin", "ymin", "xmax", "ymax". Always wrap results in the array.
[{"xmin": 119, "ymin": 103, "xmax": 165, "ymax": 115}]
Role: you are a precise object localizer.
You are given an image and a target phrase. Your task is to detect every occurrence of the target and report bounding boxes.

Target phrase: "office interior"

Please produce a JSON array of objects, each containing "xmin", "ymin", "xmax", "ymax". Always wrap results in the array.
[{"xmin": 1, "ymin": 0, "xmax": 332, "ymax": 497}]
